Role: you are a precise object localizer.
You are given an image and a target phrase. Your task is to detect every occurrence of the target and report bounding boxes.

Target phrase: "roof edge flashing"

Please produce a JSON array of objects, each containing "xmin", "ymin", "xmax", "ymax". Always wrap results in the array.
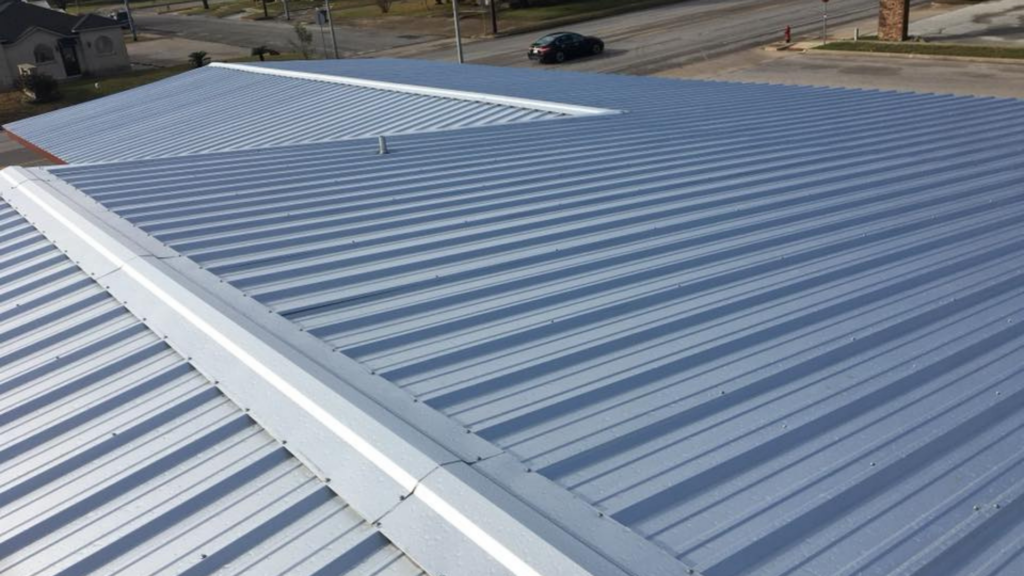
[{"xmin": 210, "ymin": 62, "xmax": 622, "ymax": 117}]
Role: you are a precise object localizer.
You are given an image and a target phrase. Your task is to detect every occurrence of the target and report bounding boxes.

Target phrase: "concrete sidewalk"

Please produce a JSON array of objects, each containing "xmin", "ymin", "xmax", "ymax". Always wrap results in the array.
[
  {"xmin": 911, "ymin": 0, "xmax": 1024, "ymax": 45},
  {"xmin": 660, "ymin": 47, "xmax": 1024, "ymax": 99},
  {"xmin": 0, "ymin": 133, "xmax": 53, "ymax": 169}
]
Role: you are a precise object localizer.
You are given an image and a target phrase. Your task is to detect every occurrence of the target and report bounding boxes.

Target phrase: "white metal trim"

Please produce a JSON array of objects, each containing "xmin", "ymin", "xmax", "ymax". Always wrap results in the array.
[{"xmin": 210, "ymin": 62, "xmax": 621, "ymax": 117}]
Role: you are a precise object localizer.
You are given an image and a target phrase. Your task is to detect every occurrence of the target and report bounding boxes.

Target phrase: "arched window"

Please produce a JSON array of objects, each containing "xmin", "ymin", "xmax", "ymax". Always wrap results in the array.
[
  {"xmin": 34, "ymin": 44, "xmax": 55, "ymax": 63},
  {"xmin": 95, "ymin": 35, "xmax": 114, "ymax": 55}
]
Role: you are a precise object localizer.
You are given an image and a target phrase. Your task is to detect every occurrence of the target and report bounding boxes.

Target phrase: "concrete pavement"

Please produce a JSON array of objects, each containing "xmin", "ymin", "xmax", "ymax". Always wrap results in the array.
[
  {"xmin": 910, "ymin": 0, "xmax": 1024, "ymax": 45},
  {"xmin": 659, "ymin": 47, "xmax": 1024, "ymax": 100},
  {"xmin": 0, "ymin": 134, "xmax": 52, "ymax": 169}
]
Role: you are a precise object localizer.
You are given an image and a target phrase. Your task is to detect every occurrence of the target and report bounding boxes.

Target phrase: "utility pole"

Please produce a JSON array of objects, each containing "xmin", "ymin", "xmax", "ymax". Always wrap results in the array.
[
  {"xmin": 488, "ymin": 0, "xmax": 497, "ymax": 35},
  {"xmin": 325, "ymin": 0, "xmax": 339, "ymax": 58},
  {"xmin": 123, "ymin": 0, "xmax": 137, "ymax": 42},
  {"xmin": 452, "ymin": 0, "xmax": 464, "ymax": 63},
  {"xmin": 282, "ymin": 0, "xmax": 290, "ymax": 21},
  {"xmin": 317, "ymin": 8, "xmax": 329, "ymax": 58},
  {"xmin": 821, "ymin": 0, "xmax": 829, "ymax": 46}
]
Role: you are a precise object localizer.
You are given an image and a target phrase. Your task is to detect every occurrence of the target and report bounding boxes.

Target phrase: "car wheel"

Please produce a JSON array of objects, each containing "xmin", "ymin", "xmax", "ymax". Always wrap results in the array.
[
  {"xmin": 555, "ymin": 51, "xmax": 566, "ymax": 63},
  {"xmin": 592, "ymin": 43, "xmax": 603, "ymax": 55}
]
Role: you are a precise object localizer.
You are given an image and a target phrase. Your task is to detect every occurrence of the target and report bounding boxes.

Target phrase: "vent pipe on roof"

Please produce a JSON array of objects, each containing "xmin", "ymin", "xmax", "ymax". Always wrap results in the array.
[{"xmin": 378, "ymin": 135, "xmax": 389, "ymax": 155}]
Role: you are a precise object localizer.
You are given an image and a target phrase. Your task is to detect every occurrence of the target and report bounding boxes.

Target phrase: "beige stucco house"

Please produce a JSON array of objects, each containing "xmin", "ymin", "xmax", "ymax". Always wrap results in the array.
[{"xmin": 0, "ymin": 0, "xmax": 130, "ymax": 88}]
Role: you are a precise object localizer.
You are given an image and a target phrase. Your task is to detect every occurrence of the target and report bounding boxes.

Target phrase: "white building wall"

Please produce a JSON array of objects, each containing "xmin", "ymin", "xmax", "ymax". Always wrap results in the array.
[
  {"xmin": 3, "ymin": 29, "xmax": 69, "ymax": 86},
  {"xmin": 77, "ymin": 28, "xmax": 130, "ymax": 76},
  {"xmin": 2, "ymin": 28, "xmax": 130, "ymax": 88}
]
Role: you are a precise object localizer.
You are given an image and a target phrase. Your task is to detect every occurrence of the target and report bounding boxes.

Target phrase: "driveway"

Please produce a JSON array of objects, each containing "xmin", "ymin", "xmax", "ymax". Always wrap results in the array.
[
  {"xmin": 911, "ymin": 0, "xmax": 1024, "ymax": 45},
  {"xmin": 380, "ymin": 0, "xmax": 929, "ymax": 74},
  {"xmin": 131, "ymin": 11, "xmax": 439, "ymax": 56},
  {"xmin": 662, "ymin": 48, "xmax": 1024, "ymax": 99}
]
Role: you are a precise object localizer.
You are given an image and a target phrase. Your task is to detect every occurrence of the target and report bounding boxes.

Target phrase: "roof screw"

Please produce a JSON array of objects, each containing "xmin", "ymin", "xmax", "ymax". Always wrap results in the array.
[{"xmin": 378, "ymin": 135, "xmax": 389, "ymax": 155}]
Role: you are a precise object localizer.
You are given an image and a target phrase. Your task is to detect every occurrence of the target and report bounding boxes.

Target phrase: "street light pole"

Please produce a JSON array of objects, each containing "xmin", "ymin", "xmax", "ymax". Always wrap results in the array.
[
  {"xmin": 821, "ymin": 0, "xmax": 829, "ymax": 46},
  {"xmin": 452, "ymin": 0, "xmax": 464, "ymax": 63},
  {"xmin": 123, "ymin": 0, "xmax": 137, "ymax": 42},
  {"xmin": 325, "ymin": 0, "xmax": 339, "ymax": 58}
]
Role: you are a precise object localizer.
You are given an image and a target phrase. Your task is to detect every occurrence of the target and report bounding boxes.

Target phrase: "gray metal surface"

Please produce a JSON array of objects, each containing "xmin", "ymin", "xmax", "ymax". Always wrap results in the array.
[
  {"xmin": 2, "ymin": 63, "xmax": 566, "ymax": 164},
  {"xmin": 0, "ymin": 199, "xmax": 425, "ymax": 576},
  {"xmin": 47, "ymin": 61, "xmax": 1024, "ymax": 575}
]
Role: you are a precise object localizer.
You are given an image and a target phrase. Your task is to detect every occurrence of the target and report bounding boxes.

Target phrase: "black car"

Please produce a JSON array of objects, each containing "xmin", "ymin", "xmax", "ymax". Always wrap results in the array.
[{"xmin": 527, "ymin": 32, "xmax": 604, "ymax": 64}]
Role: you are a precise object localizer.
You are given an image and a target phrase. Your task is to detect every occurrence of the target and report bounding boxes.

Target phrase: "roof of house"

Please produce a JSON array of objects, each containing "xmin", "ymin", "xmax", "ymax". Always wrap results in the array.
[
  {"xmin": 3, "ymin": 59, "xmax": 1024, "ymax": 576},
  {"xmin": 0, "ymin": 1, "xmax": 118, "ymax": 44},
  {"xmin": 0, "ymin": 194, "xmax": 424, "ymax": 576}
]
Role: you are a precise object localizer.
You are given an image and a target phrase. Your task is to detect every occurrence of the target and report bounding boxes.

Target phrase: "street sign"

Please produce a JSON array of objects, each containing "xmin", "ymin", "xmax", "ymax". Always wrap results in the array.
[{"xmin": 316, "ymin": 8, "xmax": 329, "ymax": 25}]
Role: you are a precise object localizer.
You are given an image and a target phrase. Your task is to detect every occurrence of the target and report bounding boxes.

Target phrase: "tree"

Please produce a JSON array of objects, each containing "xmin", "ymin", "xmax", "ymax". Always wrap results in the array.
[
  {"xmin": 289, "ymin": 22, "xmax": 315, "ymax": 60},
  {"xmin": 377, "ymin": 0, "xmax": 394, "ymax": 13},
  {"xmin": 201, "ymin": 0, "xmax": 209, "ymax": 9},
  {"xmin": 251, "ymin": 45, "xmax": 280, "ymax": 61},
  {"xmin": 260, "ymin": 0, "xmax": 269, "ymax": 19},
  {"xmin": 188, "ymin": 51, "xmax": 210, "ymax": 68}
]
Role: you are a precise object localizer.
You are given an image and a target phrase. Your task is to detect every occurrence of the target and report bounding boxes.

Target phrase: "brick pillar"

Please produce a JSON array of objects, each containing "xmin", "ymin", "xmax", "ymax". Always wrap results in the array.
[{"xmin": 878, "ymin": 0, "xmax": 910, "ymax": 41}]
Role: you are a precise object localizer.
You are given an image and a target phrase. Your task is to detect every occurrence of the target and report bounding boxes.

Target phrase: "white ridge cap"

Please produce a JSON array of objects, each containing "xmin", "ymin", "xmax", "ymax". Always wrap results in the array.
[{"xmin": 210, "ymin": 61, "xmax": 622, "ymax": 117}]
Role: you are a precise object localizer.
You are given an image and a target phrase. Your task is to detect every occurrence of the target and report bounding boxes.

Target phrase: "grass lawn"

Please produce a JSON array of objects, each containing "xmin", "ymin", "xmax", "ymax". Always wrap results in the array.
[{"xmin": 818, "ymin": 40, "xmax": 1024, "ymax": 60}]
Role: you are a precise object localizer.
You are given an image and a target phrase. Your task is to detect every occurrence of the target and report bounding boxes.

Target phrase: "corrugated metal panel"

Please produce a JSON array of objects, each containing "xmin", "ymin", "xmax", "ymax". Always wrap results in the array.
[
  {"xmin": 0, "ymin": 200, "xmax": 425, "ymax": 576},
  {"xmin": 2, "ymin": 63, "xmax": 565, "ymax": 164},
  {"xmin": 50, "ymin": 64, "xmax": 1024, "ymax": 576}
]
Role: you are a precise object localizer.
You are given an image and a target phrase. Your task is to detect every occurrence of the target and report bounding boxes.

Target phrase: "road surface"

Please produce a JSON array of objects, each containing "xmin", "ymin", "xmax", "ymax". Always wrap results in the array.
[
  {"xmin": 386, "ymin": 0, "xmax": 927, "ymax": 74},
  {"xmin": 131, "ymin": 11, "xmax": 439, "ymax": 56}
]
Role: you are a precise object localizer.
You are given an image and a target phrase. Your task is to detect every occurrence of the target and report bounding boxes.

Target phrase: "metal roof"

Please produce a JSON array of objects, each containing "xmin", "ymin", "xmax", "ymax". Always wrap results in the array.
[
  {"xmin": 0, "ymin": 197, "xmax": 425, "ymax": 576},
  {"xmin": 1, "ymin": 62, "xmax": 578, "ymax": 164},
  {"xmin": 45, "ymin": 59, "xmax": 1024, "ymax": 576}
]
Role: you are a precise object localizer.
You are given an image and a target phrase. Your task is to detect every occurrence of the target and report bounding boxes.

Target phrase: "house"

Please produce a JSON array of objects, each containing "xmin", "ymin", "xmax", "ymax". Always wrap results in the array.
[
  {"xmin": 2, "ymin": 59, "xmax": 1024, "ymax": 575},
  {"xmin": 0, "ymin": 0, "xmax": 129, "ymax": 88}
]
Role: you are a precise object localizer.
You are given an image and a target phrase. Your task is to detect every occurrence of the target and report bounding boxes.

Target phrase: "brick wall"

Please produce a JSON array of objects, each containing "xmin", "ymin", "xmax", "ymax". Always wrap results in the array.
[{"xmin": 878, "ymin": 0, "xmax": 910, "ymax": 41}]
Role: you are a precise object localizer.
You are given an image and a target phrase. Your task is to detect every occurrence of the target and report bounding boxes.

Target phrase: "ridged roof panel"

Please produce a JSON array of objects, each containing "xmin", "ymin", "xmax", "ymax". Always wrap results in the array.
[
  {"xmin": 2, "ymin": 62, "xmax": 568, "ymax": 164},
  {"xmin": 48, "ymin": 61, "xmax": 1024, "ymax": 576},
  {"xmin": 0, "ymin": 200, "xmax": 424, "ymax": 576}
]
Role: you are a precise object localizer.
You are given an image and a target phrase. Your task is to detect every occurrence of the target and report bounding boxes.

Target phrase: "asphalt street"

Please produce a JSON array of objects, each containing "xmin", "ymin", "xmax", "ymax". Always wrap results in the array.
[
  {"xmin": 131, "ymin": 12, "xmax": 438, "ymax": 56},
  {"xmin": 388, "ymin": 0, "xmax": 929, "ymax": 74}
]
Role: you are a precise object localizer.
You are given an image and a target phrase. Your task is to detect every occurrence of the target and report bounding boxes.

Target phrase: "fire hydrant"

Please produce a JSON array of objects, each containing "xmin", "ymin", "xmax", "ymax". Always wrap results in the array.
[{"xmin": 784, "ymin": 25, "xmax": 792, "ymax": 44}]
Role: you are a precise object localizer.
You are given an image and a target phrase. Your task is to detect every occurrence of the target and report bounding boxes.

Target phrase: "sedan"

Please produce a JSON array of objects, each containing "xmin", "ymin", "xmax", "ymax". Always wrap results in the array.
[{"xmin": 527, "ymin": 32, "xmax": 604, "ymax": 64}]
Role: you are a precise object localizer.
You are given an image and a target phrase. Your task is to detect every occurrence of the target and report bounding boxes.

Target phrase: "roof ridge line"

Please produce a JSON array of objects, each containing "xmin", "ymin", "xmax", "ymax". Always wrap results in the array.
[
  {"xmin": 0, "ymin": 166, "xmax": 697, "ymax": 576},
  {"xmin": 210, "ymin": 62, "xmax": 622, "ymax": 117}
]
